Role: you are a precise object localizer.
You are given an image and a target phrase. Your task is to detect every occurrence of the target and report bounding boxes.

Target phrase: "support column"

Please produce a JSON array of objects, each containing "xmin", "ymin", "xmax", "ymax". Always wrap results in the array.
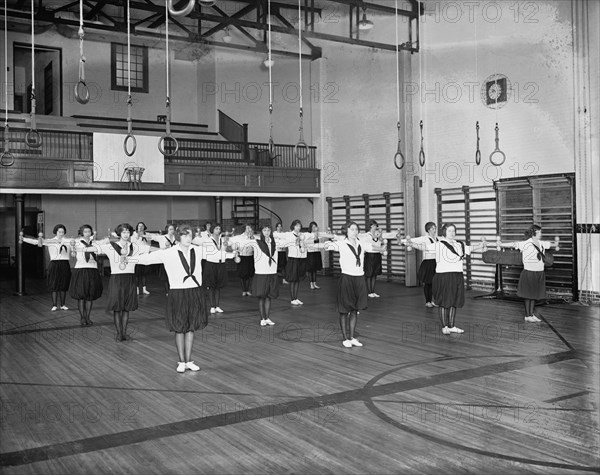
[
  {"xmin": 402, "ymin": 50, "xmax": 417, "ymax": 287},
  {"xmin": 215, "ymin": 196, "xmax": 223, "ymax": 224},
  {"xmin": 15, "ymin": 194, "xmax": 25, "ymax": 296}
]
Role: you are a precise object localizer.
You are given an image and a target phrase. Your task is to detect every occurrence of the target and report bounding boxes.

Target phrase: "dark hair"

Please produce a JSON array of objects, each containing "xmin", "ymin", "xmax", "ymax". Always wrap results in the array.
[
  {"xmin": 212, "ymin": 222, "xmax": 222, "ymax": 233},
  {"xmin": 259, "ymin": 224, "xmax": 272, "ymax": 242},
  {"xmin": 275, "ymin": 222, "xmax": 283, "ymax": 230},
  {"xmin": 78, "ymin": 224, "xmax": 93, "ymax": 236},
  {"xmin": 176, "ymin": 224, "xmax": 193, "ymax": 240},
  {"xmin": 204, "ymin": 221, "xmax": 212, "ymax": 230},
  {"xmin": 524, "ymin": 224, "xmax": 542, "ymax": 239},
  {"xmin": 341, "ymin": 221, "xmax": 360, "ymax": 236},
  {"xmin": 308, "ymin": 221, "xmax": 318, "ymax": 232},
  {"xmin": 368, "ymin": 219, "xmax": 379, "ymax": 229},
  {"xmin": 164, "ymin": 224, "xmax": 175, "ymax": 233},
  {"xmin": 136, "ymin": 221, "xmax": 147, "ymax": 232},
  {"xmin": 440, "ymin": 223, "xmax": 456, "ymax": 237},
  {"xmin": 425, "ymin": 222, "xmax": 436, "ymax": 232},
  {"xmin": 290, "ymin": 219, "xmax": 302, "ymax": 231},
  {"xmin": 115, "ymin": 223, "xmax": 134, "ymax": 236},
  {"xmin": 53, "ymin": 224, "xmax": 66, "ymax": 235}
]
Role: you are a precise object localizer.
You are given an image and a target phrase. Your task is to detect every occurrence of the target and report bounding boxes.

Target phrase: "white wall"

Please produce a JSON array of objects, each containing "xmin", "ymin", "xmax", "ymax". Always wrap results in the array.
[{"xmin": 5, "ymin": 29, "xmax": 204, "ymax": 124}]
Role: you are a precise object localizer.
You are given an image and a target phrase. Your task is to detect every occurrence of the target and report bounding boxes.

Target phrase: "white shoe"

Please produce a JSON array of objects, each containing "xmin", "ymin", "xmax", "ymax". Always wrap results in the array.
[
  {"xmin": 350, "ymin": 338, "xmax": 363, "ymax": 347},
  {"xmin": 264, "ymin": 318, "xmax": 275, "ymax": 326},
  {"xmin": 448, "ymin": 327, "xmax": 464, "ymax": 333},
  {"xmin": 368, "ymin": 293, "xmax": 375, "ymax": 298},
  {"xmin": 143, "ymin": 287, "xmax": 150, "ymax": 295},
  {"xmin": 524, "ymin": 316, "xmax": 534, "ymax": 323},
  {"xmin": 342, "ymin": 340, "xmax": 353, "ymax": 348},
  {"xmin": 425, "ymin": 302, "xmax": 434, "ymax": 308},
  {"xmin": 291, "ymin": 300, "xmax": 300, "ymax": 305},
  {"xmin": 60, "ymin": 305, "xmax": 69, "ymax": 310},
  {"xmin": 210, "ymin": 307, "xmax": 216, "ymax": 314},
  {"xmin": 296, "ymin": 299, "xmax": 303, "ymax": 305},
  {"xmin": 310, "ymin": 282, "xmax": 315, "ymax": 289},
  {"xmin": 442, "ymin": 326, "xmax": 451, "ymax": 334},
  {"xmin": 260, "ymin": 319, "xmax": 268, "ymax": 326},
  {"xmin": 176, "ymin": 362, "xmax": 186, "ymax": 373},
  {"xmin": 51, "ymin": 306, "xmax": 58, "ymax": 311},
  {"xmin": 431, "ymin": 301, "xmax": 439, "ymax": 307},
  {"xmin": 372, "ymin": 293, "xmax": 380, "ymax": 298},
  {"xmin": 282, "ymin": 279, "xmax": 289, "ymax": 284},
  {"xmin": 313, "ymin": 283, "xmax": 320, "ymax": 289},
  {"xmin": 185, "ymin": 361, "xmax": 200, "ymax": 371},
  {"xmin": 246, "ymin": 292, "xmax": 252, "ymax": 297},
  {"xmin": 530, "ymin": 315, "xmax": 542, "ymax": 322},
  {"xmin": 215, "ymin": 307, "xmax": 224, "ymax": 313}
]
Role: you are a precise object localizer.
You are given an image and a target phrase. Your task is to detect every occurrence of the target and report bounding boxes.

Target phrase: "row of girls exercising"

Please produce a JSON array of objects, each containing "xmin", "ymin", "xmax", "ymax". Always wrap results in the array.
[{"xmin": 406, "ymin": 222, "xmax": 559, "ymax": 332}]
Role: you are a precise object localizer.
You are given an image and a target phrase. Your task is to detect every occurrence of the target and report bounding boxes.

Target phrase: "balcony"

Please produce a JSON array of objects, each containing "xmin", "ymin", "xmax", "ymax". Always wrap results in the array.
[{"xmin": 0, "ymin": 114, "xmax": 320, "ymax": 195}]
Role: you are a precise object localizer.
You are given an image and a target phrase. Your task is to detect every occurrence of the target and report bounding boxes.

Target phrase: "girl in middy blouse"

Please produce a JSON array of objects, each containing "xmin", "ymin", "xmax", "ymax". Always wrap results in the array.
[
  {"xmin": 358, "ymin": 220, "xmax": 397, "ymax": 299},
  {"xmin": 138, "ymin": 224, "xmax": 208, "ymax": 373},
  {"xmin": 317, "ymin": 222, "xmax": 384, "ymax": 348},
  {"xmin": 408, "ymin": 223, "xmax": 487, "ymax": 335},
  {"xmin": 273, "ymin": 222, "xmax": 288, "ymax": 284},
  {"xmin": 229, "ymin": 224, "xmax": 257, "ymax": 297},
  {"xmin": 132, "ymin": 221, "xmax": 151, "ymax": 296},
  {"xmin": 241, "ymin": 224, "xmax": 279, "ymax": 326},
  {"xmin": 94, "ymin": 223, "xmax": 154, "ymax": 342},
  {"xmin": 409, "ymin": 222, "xmax": 440, "ymax": 307},
  {"xmin": 497, "ymin": 224, "xmax": 559, "ymax": 323},
  {"xmin": 21, "ymin": 224, "xmax": 72, "ymax": 311},
  {"xmin": 192, "ymin": 223, "xmax": 235, "ymax": 314},
  {"xmin": 278, "ymin": 220, "xmax": 315, "ymax": 306},
  {"xmin": 69, "ymin": 225, "xmax": 104, "ymax": 326},
  {"xmin": 306, "ymin": 222, "xmax": 324, "ymax": 290}
]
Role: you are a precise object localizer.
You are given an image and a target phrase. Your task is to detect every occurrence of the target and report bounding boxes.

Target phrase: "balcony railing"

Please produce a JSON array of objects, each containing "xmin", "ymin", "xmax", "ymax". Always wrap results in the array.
[
  {"xmin": 0, "ymin": 128, "xmax": 93, "ymax": 160},
  {"xmin": 1, "ymin": 128, "xmax": 317, "ymax": 168}
]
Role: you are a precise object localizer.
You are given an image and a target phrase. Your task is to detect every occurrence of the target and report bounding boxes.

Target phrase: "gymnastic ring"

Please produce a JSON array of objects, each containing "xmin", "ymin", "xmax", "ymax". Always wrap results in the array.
[
  {"xmin": 25, "ymin": 129, "xmax": 42, "ymax": 148},
  {"xmin": 123, "ymin": 134, "xmax": 137, "ymax": 157},
  {"xmin": 418, "ymin": 149, "xmax": 425, "ymax": 167},
  {"xmin": 0, "ymin": 151, "xmax": 15, "ymax": 167},
  {"xmin": 475, "ymin": 149, "xmax": 481, "ymax": 166},
  {"xmin": 168, "ymin": 0, "xmax": 195, "ymax": 17},
  {"xmin": 393, "ymin": 151, "xmax": 405, "ymax": 170},
  {"xmin": 489, "ymin": 150, "xmax": 506, "ymax": 166},
  {"xmin": 158, "ymin": 134, "xmax": 179, "ymax": 156},
  {"xmin": 294, "ymin": 141, "xmax": 309, "ymax": 161},
  {"xmin": 74, "ymin": 80, "xmax": 90, "ymax": 105}
]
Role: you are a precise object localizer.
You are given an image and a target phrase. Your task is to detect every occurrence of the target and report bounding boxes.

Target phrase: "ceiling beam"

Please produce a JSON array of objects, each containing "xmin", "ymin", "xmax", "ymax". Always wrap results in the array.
[{"xmin": 5, "ymin": 0, "xmax": 419, "ymax": 53}]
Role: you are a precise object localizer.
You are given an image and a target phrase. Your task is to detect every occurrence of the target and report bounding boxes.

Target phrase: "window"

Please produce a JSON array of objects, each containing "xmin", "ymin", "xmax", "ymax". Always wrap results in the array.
[{"xmin": 111, "ymin": 43, "xmax": 148, "ymax": 93}]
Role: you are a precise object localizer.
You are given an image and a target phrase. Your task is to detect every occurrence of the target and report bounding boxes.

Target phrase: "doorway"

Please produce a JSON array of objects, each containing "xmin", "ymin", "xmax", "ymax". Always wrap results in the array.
[{"xmin": 13, "ymin": 44, "xmax": 62, "ymax": 116}]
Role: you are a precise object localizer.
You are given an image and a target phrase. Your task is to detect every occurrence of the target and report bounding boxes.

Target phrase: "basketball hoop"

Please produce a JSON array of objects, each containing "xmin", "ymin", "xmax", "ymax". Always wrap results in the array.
[{"xmin": 122, "ymin": 166, "xmax": 145, "ymax": 190}]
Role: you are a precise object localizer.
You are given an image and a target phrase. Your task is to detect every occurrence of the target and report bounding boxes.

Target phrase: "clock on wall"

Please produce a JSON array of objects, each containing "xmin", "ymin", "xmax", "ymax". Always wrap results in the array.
[{"xmin": 481, "ymin": 74, "xmax": 511, "ymax": 109}]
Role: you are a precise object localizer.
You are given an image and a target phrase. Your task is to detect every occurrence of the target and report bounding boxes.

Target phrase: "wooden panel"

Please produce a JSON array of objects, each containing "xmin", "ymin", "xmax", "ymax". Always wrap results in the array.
[{"xmin": 0, "ymin": 161, "xmax": 320, "ymax": 195}]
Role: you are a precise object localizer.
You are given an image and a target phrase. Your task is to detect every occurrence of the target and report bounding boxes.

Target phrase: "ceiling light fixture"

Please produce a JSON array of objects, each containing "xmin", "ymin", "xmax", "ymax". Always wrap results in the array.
[
  {"xmin": 358, "ymin": 7, "xmax": 374, "ymax": 30},
  {"xmin": 222, "ymin": 26, "xmax": 232, "ymax": 43}
]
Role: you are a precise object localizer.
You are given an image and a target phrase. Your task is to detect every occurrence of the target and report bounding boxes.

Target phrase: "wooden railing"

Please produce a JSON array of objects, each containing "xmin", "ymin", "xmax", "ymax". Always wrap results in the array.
[
  {"xmin": 1, "ymin": 128, "xmax": 317, "ymax": 169},
  {"xmin": 0, "ymin": 128, "xmax": 93, "ymax": 160},
  {"xmin": 218, "ymin": 110, "xmax": 247, "ymax": 144}
]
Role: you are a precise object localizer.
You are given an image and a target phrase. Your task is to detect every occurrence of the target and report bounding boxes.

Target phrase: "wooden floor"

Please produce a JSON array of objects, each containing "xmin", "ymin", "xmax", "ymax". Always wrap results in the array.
[{"xmin": 1, "ymin": 271, "xmax": 599, "ymax": 474}]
